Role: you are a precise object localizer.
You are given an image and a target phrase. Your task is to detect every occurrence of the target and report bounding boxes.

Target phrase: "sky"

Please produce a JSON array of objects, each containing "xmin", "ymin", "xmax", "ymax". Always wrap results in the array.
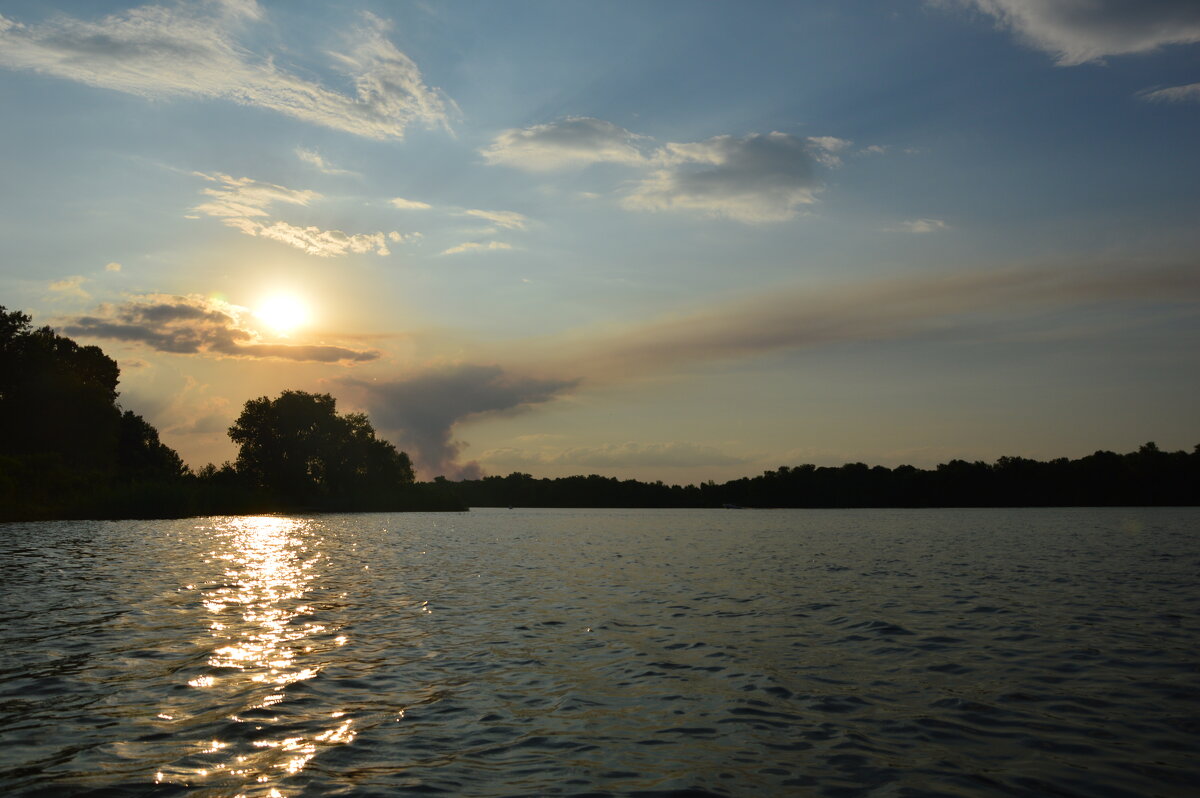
[{"xmin": 1, "ymin": 0, "xmax": 1198, "ymax": 482}]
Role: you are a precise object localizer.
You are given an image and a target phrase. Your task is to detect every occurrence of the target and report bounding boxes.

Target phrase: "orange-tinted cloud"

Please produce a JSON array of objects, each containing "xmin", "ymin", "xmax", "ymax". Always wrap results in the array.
[{"xmin": 64, "ymin": 294, "xmax": 378, "ymax": 363}]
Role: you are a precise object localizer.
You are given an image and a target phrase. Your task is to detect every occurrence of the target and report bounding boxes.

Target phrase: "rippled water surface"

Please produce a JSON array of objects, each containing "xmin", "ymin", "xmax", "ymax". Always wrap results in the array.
[{"xmin": 2, "ymin": 507, "xmax": 1198, "ymax": 796}]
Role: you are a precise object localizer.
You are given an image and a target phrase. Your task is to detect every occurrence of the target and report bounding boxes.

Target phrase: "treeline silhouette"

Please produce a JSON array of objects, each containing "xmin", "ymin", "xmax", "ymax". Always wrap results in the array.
[
  {"xmin": 450, "ymin": 443, "xmax": 1200, "ymax": 508},
  {"xmin": 3, "ymin": 305, "xmax": 1197, "ymax": 520},
  {"xmin": 1, "ymin": 307, "xmax": 459, "ymax": 520}
]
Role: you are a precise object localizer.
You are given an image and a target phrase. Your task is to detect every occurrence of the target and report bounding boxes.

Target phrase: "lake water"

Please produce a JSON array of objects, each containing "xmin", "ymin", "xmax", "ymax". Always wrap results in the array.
[{"xmin": 1, "ymin": 507, "xmax": 1198, "ymax": 797}]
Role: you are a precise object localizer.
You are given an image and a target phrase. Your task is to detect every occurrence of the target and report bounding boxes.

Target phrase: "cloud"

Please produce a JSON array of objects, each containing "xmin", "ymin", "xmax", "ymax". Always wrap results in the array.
[
  {"xmin": 174, "ymin": 411, "xmax": 231, "ymax": 435},
  {"xmin": 105, "ymin": 262, "xmax": 122, "ymax": 272},
  {"xmin": 481, "ymin": 117, "xmax": 648, "ymax": 170},
  {"xmin": 481, "ymin": 117, "xmax": 855, "ymax": 224},
  {"xmin": 484, "ymin": 441, "xmax": 748, "ymax": 469},
  {"xmin": 441, "ymin": 241, "xmax": 513, "ymax": 255},
  {"xmin": 225, "ymin": 218, "xmax": 397, "ymax": 257},
  {"xmin": 340, "ymin": 365, "xmax": 578, "ymax": 479},
  {"xmin": 884, "ymin": 218, "xmax": 949, "ymax": 233},
  {"xmin": 295, "ymin": 148, "xmax": 357, "ymax": 176},
  {"xmin": 949, "ymin": 0, "xmax": 1200, "ymax": 65},
  {"xmin": 390, "ymin": 197, "xmax": 432, "ymax": 210},
  {"xmin": 463, "ymin": 208, "xmax": 529, "ymax": 230},
  {"xmin": 624, "ymin": 132, "xmax": 828, "ymax": 223},
  {"xmin": 155, "ymin": 375, "xmax": 235, "ymax": 436},
  {"xmin": 193, "ymin": 173, "xmax": 317, "ymax": 218},
  {"xmin": 192, "ymin": 172, "xmax": 408, "ymax": 256},
  {"xmin": 536, "ymin": 262, "xmax": 1200, "ymax": 382},
  {"xmin": 0, "ymin": 5, "xmax": 451, "ymax": 139},
  {"xmin": 332, "ymin": 261, "xmax": 1197, "ymax": 479},
  {"xmin": 1139, "ymin": 82, "xmax": 1200, "ymax": 103},
  {"xmin": 49, "ymin": 276, "xmax": 89, "ymax": 298},
  {"xmin": 805, "ymin": 136, "xmax": 854, "ymax": 167},
  {"xmin": 63, "ymin": 294, "xmax": 379, "ymax": 363}
]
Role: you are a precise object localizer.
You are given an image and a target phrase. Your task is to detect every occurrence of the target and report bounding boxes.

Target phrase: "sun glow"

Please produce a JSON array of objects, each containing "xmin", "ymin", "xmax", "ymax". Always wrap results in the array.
[{"xmin": 256, "ymin": 294, "xmax": 310, "ymax": 334}]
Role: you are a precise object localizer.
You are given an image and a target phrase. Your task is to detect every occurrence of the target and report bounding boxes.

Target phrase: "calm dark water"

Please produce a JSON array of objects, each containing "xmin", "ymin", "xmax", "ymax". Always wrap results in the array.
[{"xmin": 1, "ymin": 507, "xmax": 1198, "ymax": 797}]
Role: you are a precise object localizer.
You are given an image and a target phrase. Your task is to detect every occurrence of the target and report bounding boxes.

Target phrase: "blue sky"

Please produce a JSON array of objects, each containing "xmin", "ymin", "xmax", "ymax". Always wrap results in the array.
[{"xmin": 2, "ymin": 0, "xmax": 1197, "ymax": 479}]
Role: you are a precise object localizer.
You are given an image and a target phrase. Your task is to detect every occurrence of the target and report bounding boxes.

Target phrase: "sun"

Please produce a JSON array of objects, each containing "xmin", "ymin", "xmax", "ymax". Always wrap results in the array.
[{"xmin": 255, "ymin": 294, "xmax": 311, "ymax": 335}]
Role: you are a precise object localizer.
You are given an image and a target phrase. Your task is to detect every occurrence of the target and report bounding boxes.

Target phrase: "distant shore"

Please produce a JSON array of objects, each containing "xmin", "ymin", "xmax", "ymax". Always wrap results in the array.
[
  {"xmin": 442, "ymin": 443, "xmax": 1200, "ymax": 510},
  {"xmin": 6, "ymin": 440, "xmax": 1198, "ymax": 523}
]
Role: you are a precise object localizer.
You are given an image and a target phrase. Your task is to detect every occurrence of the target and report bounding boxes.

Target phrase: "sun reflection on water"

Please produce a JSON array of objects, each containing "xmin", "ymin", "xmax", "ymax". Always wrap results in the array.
[{"xmin": 156, "ymin": 516, "xmax": 358, "ymax": 795}]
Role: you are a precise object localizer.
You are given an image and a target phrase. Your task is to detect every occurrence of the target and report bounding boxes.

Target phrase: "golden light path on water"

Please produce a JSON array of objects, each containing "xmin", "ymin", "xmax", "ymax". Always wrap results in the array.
[
  {"xmin": 156, "ymin": 516, "xmax": 356, "ymax": 796},
  {"xmin": 2, "ymin": 509, "xmax": 1199, "ymax": 795}
]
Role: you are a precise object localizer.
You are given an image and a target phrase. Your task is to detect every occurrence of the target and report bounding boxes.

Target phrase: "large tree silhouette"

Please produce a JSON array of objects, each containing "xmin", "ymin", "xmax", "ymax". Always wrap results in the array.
[
  {"xmin": 228, "ymin": 390, "xmax": 413, "ymax": 506},
  {"xmin": 1, "ymin": 306, "xmax": 191, "ymax": 519},
  {"xmin": 1, "ymin": 306, "xmax": 120, "ymax": 469}
]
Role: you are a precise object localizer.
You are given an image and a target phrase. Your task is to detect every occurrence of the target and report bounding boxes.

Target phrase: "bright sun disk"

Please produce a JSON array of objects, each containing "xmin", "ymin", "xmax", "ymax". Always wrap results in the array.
[{"xmin": 256, "ymin": 295, "xmax": 310, "ymax": 334}]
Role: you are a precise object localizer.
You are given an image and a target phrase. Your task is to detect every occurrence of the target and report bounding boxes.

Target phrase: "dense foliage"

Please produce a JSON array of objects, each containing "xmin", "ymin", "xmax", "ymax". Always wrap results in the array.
[
  {"xmin": 227, "ymin": 390, "xmax": 416, "ymax": 509},
  {"xmin": 448, "ymin": 443, "xmax": 1200, "ymax": 508},
  {"xmin": 0, "ymin": 307, "xmax": 451, "ymax": 519},
  {"xmin": 1, "ymin": 307, "xmax": 190, "ymax": 519}
]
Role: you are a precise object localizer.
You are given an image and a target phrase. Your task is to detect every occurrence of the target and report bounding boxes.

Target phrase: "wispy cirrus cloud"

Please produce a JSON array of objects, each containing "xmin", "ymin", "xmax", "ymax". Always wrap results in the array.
[
  {"xmin": 884, "ymin": 218, "xmax": 949, "ymax": 234},
  {"xmin": 192, "ymin": 173, "xmax": 317, "ymax": 219},
  {"xmin": 946, "ymin": 0, "xmax": 1200, "ymax": 65},
  {"xmin": 0, "ymin": 3, "xmax": 452, "ymax": 140},
  {"xmin": 191, "ymin": 172, "xmax": 414, "ymax": 257},
  {"xmin": 441, "ymin": 241, "xmax": 513, "ymax": 256},
  {"xmin": 1139, "ymin": 82, "xmax": 1200, "ymax": 103},
  {"xmin": 384, "ymin": 202, "xmax": 527, "ymax": 255},
  {"xmin": 63, "ymin": 294, "xmax": 379, "ymax": 363},
  {"xmin": 390, "ymin": 197, "xmax": 432, "ymax": 210},
  {"xmin": 223, "ymin": 218, "xmax": 409, "ymax": 257},
  {"xmin": 295, "ymin": 148, "xmax": 357, "ymax": 176},
  {"xmin": 462, "ymin": 208, "xmax": 529, "ymax": 231},
  {"xmin": 481, "ymin": 116, "xmax": 649, "ymax": 170}
]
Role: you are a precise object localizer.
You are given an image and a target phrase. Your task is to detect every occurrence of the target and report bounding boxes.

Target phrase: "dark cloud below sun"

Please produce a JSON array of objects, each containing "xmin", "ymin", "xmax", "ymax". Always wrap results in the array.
[{"xmin": 63, "ymin": 294, "xmax": 379, "ymax": 363}]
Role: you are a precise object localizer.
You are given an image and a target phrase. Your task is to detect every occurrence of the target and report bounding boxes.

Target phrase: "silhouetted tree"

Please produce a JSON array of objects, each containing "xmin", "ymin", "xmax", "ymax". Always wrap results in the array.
[
  {"xmin": 0, "ymin": 306, "xmax": 460, "ymax": 519},
  {"xmin": 228, "ymin": 390, "xmax": 413, "ymax": 506},
  {"xmin": 2, "ymin": 303, "xmax": 1195, "ymax": 517},
  {"xmin": 446, "ymin": 441, "xmax": 1200, "ymax": 508},
  {"xmin": 1, "ymin": 306, "xmax": 121, "ymax": 469},
  {"xmin": 117, "ymin": 410, "xmax": 189, "ymax": 480},
  {"xmin": 0, "ymin": 306, "xmax": 194, "ymax": 520}
]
